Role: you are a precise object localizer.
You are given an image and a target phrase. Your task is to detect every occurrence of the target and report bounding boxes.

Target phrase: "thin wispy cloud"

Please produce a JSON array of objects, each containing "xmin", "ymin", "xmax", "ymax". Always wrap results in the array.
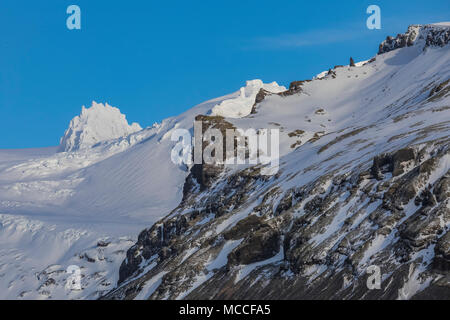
[{"xmin": 245, "ymin": 27, "xmax": 368, "ymax": 50}]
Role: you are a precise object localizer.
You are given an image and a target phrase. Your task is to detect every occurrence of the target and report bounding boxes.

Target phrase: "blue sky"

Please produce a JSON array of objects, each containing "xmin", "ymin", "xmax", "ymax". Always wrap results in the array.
[{"xmin": 0, "ymin": 0, "xmax": 448, "ymax": 148}]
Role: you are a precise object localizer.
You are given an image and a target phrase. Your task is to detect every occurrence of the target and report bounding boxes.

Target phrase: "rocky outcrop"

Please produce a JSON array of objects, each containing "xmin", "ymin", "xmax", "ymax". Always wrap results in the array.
[
  {"xmin": 433, "ymin": 232, "xmax": 450, "ymax": 271},
  {"xmin": 350, "ymin": 57, "xmax": 355, "ymax": 67},
  {"xmin": 228, "ymin": 226, "xmax": 280, "ymax": 265},
  {"xmin": 279, "ymin": 80, "xmax": 311, "ymax": 96},
  {"xmin": 378, "ymin": 24, "xmax": 450, "ymax": 55},
  {"xmin": 370, "ymin": 148, "xmax": 416, "ymax": 180},
  {"xmin": 250, "ymin": 89, "xmax": 272, "ymax": 114},
  {"xmin": 118, "ymin": 214, "xmax": 188, "ymax": 284},
  {"xmin": 182, "ymin": 115, "xmax": 237, "ymax": 195},
  {"xmin": 327, "ymin": 69, "xmax": 337, "ymax": 79}
]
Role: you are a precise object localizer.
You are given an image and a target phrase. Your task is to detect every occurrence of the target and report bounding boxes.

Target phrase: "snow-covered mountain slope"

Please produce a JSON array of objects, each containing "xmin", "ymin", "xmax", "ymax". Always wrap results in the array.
[
  {"xmin": 104, "ymin": 24, "xmax": 450, "ymax": 300},
  {"xmin": 0, "ymin": 23, "xmax": 449, "ymax": 300},
  {"xmin": 0, "ymin": 82, "xmax": 276, "ymax": 299}
]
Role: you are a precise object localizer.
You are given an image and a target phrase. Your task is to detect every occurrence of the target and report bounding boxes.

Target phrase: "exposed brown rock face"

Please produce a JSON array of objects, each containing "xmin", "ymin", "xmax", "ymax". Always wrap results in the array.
[
  {"xmin": 370, "ymin": 148, "xmax": 416, "ymax": 180},
  {"xmin": 223, "ymin": 215, "xmax": 268, "ymax": 240},
  {"xmin": 250, "ymin": 88, "xmax": 272, "ymax": 114},
  {"xmin": 428, "ymin": 79, "xmax": 450, "ymax": 101},
  {"xmin": 118, "ymin": 214, "xmax": 188, "ymax": 284},
  {"xmin": 228, "ymin": 227, "xmax": 280, "ymax": 265},
  {"xmin": 182, "ymin": 115, "xmax": 237, "ymax": 195},
  {"xmin": 350, "ymin": 57, "xmax": 355, "ymax": 67},
  {"xmin": 433, "ymin": 232, "xmax": 450, "ymax": 272},
  {"xmin": 278, "ymin": 80, "xmax": 311, "ymax": 96}
]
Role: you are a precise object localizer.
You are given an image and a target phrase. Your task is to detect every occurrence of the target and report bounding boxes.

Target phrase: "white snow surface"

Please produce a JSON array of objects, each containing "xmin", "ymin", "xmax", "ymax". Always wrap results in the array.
[
  {"xmin": 211, "ymin": 80, "xmax": 286, "ymax": 118},
  {"xmin": 0, "ymin": 87, "xmax": 252, "ymax": 299},
  {"xmin": 0, "ymin": 23, "xmax": 449, "ymax": 299},
  {"xmin": 432, "ymin": 22, "xmax": 450, "ymax": 27},
  {"xmin": 59, "ymin": 102, "xmax": 142, "ymax": 152}
]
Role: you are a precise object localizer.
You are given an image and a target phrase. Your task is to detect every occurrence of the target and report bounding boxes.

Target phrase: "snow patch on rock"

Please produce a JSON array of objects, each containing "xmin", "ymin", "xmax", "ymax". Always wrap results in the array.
[
  {"xmin": 211, "ymin": 80, "xmax": 286, "ymax": 118},
  {"xmin": 59, "ymin": 102, "xmax": 142, "ymax": 152}
]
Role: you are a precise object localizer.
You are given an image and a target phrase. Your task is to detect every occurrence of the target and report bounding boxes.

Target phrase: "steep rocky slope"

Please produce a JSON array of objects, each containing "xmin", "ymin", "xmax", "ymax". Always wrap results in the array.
[{"xmin": 104, "ymin": 24, "xmax": 450, "ymax": 300}]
